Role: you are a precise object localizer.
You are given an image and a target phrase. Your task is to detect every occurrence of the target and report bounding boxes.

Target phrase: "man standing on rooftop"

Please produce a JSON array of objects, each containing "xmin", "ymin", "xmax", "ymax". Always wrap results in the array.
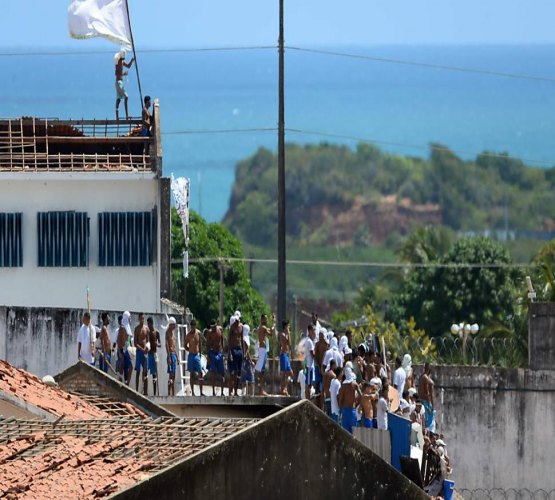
[
  {"xmin": 114, "ymin": 49, "xmax": 134, "ymax": 120},
  {"xmin": 255, "ymin": 313, "xmax": 275, "ymax": 396},
  {"xmin": 228, "ymin": 313, "xmax": 244, "ymax": 397},
  {"xmin": 165, "ymin": 317, "xmax": 178, "ymax": 396},
  {"xmin": 146, "ymin": 317, "xmax": 161, "ymax": 396},
  {"xmin": 279, "ymin": 320, "xmax": 294, "ymax": 396},
  {"xmin": 77, "ymin": 311, "xmax": 95, "ymax": 365},
  {"xmin": 206, "ymin": 320, "xmax": 225, "ymax": 396},
  {"xmin": 134, "ymin": 313, "xmax": 149, "ymax": 394},
  {"xmin": 98, "ymin": 313, "xmax": 111, "ymax": 373},
  {"xmin": 185, "ymin": 319, "xmax": 204, "ymax": 397},
  {"xmin": 419, "ymin": 362, "xmax": 436, "ymax": 431}
]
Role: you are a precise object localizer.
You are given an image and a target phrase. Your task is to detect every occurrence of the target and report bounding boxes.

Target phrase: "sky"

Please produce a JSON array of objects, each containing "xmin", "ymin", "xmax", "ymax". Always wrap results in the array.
[{"xmin": 2, "ymin": 0, "xmax": 555, "ymax": 49}]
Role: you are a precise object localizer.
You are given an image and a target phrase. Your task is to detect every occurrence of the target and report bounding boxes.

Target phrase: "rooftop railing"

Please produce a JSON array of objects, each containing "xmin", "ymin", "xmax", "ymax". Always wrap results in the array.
[{"xmin": 0, "ymin": 111, "xmax": 160, "ymax": 173}]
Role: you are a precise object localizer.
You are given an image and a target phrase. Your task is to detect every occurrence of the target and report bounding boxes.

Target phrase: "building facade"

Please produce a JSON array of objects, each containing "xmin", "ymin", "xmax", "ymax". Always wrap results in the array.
[{"xmin": 0, "ymin": 104, "xmax": 171, "ymax": 312}]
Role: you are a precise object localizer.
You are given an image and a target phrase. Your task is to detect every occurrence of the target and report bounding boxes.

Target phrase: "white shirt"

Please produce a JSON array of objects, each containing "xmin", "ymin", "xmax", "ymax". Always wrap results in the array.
[
  {"xmin": 77, "ymin": 323, "xmax": 96, "ymax": 364},
  {"xmin": 330, "ymin": 378, "xmax": 341, "ymax": 415},
  {"xmin": 297, "ymin": 370, "xmax": 307, "ymax": 399},
  {"xmin": 393, "ymin": 367, "xmax": 407, "ymax": 398},
  {"xmin": 304, "ymin": 338, "xmax": 315, "ymax": 369},
  {"xmin": 323, "ymin": 347, "xmax": 343, "ymax": 370},
  {"xmin": 377, "ymin": 396, "xmax": 389, "ymax": 430}
]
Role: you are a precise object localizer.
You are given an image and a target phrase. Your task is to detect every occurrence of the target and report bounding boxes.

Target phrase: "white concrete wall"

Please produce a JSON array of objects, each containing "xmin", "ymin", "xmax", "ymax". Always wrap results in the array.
[{"xmin": 0, "ymin": 172, "xmax": 162, "ymax": 312}]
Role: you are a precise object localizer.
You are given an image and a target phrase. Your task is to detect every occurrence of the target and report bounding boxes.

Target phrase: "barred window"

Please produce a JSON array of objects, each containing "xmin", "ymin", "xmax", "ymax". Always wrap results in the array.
[
  {"xmin": 37, "ymin": 212, "xmax": 89, "ymax": 267},
  {"xmin": 0, "ymin": 213, "xmax": 23, "ymax": 267},
  {"xmin": 98, "ymin": 211, "xmax": 153, "ymax": 266}
]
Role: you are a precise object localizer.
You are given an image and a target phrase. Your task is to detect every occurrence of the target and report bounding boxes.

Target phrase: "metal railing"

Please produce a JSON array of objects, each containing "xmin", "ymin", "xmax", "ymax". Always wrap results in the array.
[{"xmin": 0, "ymin": 117, "xmax": 152, "ymax": 172}]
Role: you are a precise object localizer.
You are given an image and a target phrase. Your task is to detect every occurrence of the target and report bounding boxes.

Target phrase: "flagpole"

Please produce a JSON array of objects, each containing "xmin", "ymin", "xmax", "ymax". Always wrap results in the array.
[{"xmin": 124, "ymin": 0, "xmax": 144, "ymax": 111}]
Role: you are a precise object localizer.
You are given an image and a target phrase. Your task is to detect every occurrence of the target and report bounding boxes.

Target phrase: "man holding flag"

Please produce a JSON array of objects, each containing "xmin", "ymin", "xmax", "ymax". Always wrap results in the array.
[
  {"xmin": 115, "ymin": 49, "xmax": 135, "ymax": 119},
  {"xmin": 68, "ymin": 0, "xmax": 143, "ymax": 118}
]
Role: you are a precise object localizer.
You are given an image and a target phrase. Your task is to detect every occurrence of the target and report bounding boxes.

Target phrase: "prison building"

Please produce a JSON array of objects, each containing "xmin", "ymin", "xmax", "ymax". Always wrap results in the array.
[{"xmin": 0, "ymin": 104, "xmax": 171, "ymax": 312}]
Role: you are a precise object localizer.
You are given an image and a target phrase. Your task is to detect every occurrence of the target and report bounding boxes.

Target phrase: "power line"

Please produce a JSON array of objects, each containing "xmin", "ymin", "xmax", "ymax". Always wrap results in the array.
[
  {"xmin": 161, "ymin": 126, "xmax": 553, "ymax": 166},
  {"xmin": 164, "ymin": 127, "xmax": 277, "ymax": 135},
  {"xmin": 172, "ymin": 256, "xmax": 532, "ymax": 269},
  {"xmin": 3, "ymin": 44, "xmax": 555, "ymax": 86},
  {"xmin": 286, "ymin": 127, "xmax": 554, "ymax": 167},
  {"xmin": 287, "ymin": 46, "xmax": 555, "ymax": 84},
  {"xmin": 0, "ymin": 46, "xmax": 277, "ymax": 57}
]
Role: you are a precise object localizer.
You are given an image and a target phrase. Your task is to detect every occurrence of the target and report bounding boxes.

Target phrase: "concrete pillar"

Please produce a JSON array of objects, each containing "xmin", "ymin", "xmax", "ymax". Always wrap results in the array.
[{"xmin": 529, "ymin": 302, "xmax": 555, "ymax": 370}]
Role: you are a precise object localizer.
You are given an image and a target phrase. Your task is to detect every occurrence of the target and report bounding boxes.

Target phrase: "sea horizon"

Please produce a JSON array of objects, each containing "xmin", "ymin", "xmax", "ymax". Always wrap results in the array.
[{"xmin": 2, "ymin": 44, "xmax": 555, "ymax": 221}]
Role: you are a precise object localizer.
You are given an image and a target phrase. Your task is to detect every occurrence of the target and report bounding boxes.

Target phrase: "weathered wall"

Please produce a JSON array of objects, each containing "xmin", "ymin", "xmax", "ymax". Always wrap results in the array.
[
  {"xmin": 431, "ymin": 365, "xmax": 555, "ymax": 491},
  {"xmin": 529, "ymin": 302, "xmax": 555, "ymax": 370},
  {"xmin": 0, "ymin": 174, "xmax": 163, "ymax": 312},
  {"xmin": 113, "ymin": 400, "xmax": 428, "ymax": 500},
  {"xmin": 0, "ymin": 306, "xmax": 175, "ymax": 396}
]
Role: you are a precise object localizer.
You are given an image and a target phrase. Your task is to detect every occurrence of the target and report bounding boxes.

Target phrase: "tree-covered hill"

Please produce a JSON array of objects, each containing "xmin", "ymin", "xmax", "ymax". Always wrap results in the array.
[{"xmin": 224, "ymin": 143, "xmax": 555, "ymax": 247}]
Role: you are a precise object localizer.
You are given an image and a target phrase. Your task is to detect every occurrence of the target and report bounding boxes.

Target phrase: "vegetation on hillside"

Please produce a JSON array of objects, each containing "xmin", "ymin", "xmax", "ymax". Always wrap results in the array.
[{"xmin": 224, "ymin": 143, "xmax": 555, "ymax": 247}]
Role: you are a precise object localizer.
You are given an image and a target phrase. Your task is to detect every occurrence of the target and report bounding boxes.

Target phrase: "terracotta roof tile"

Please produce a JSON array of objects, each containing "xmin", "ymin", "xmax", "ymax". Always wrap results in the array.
[{"xmin": 0, "ymin": 360, "xmax": 110, "ymax": 420}]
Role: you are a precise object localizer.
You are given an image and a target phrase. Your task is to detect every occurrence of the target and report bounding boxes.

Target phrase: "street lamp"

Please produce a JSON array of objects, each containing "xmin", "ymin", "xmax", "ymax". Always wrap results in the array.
[{"xmin": 450, "ymin": 322, "xmax": 479, "ymax": 363}]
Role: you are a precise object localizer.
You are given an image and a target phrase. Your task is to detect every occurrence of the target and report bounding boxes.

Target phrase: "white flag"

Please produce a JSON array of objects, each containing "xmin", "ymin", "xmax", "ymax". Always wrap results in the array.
[
  {"xmin": 171, "ymin": 174, "xmax": 191, "ymax": 245},
  {"xmin": 68, "ymin": 0, "xmax": 132, "ymax": 48}
]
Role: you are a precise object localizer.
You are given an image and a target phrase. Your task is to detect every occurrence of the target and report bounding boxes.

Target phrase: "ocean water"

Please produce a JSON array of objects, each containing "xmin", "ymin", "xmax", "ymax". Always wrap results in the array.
[{"xmin": 2, "ymin": 45, "xmax": 555, "ymax": 222}]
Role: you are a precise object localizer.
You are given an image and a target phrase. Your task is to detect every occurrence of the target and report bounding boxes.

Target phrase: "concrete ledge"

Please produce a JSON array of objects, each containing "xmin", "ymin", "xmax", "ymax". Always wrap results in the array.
[{"xmin": 55, "ymin": 361, "xmax": 176, "ymax": 418}]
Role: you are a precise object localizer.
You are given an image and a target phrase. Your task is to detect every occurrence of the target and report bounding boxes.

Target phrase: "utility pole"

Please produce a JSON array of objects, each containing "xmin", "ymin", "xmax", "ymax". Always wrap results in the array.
[
  {"xmin": 277, "ymin": 0, "xmax": 286, "ymax": 327},
  {"xmin": 219, "ymin": 260, "xmax": 225, "ymax": 326}
]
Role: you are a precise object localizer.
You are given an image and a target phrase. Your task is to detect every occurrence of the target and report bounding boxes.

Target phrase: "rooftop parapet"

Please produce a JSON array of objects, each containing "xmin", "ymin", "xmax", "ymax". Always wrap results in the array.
[{"xmin": 0, "ymin": 101, "xmax": 162, "ymax": 175}]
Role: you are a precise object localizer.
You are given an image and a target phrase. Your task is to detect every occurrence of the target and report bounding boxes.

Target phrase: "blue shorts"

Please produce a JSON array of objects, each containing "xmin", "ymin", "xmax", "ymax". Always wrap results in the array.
[
  {"xmin": 228, "ymin": 347, "xmax": 243, "ymax": 374},
  {"xmin": 341, "ymin": 408, "xmax": 357, "ymax": 434},
  {"xmin": 116, "ymin": 79, "xmax": 126, "ymax": 99},
  {"xmin": 141, "ymin": 126, "xmax": 150, "ymax": 137},
  {"xmin": 314, "ymin": 366, "xmax": 323, "ymax": 389},
  {"xmin": 117, "ymin": 349, "xmax": 131, "ymax": 376},
  {"xmin": 280, "ymin": 352, "xmax": 292, "ymax": 372},
  {"xmin": 305, "ymin": 367, "xmax": 314, "ymax": 386},
  {"xmin": 331, "ymin": 413, "xmax": 339, "ymax": 424},
  {"xmin": 187, "ymin": 352, "xmax": 202, "ymax": 373},
  {"xmin": 241, "ymin": 359, "xmax": 254, "ymax": 383},
  {"xmin": 363, "ymin": 417, "xmax": 376, "ymax": 429},
  {"xmin": 209, "ymin": 349, "xmax": 225, "ymax": 376},
  {"xmin": 167, "ymin": 352, "xmax": 177, "ymax": 375},
  {"xmin": 135, "ymin": 349, "xmax": 146, "ymax": 372},
  {"xmin": 324, "ymin": 399, "xmax": 331, "ymax": 416},
  {"xmin": 99, "ymin": 352, "xmax": 111, "ymax": 373},
  {"xmin": 147, "ymin": 352, "xmax": 157, "ymax": 377}
]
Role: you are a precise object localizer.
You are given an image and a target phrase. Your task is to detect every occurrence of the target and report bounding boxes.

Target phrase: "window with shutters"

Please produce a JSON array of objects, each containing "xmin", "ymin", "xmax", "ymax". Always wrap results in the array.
[
  {"xmin": 98, "ymin": 211, "xmax": 153, "ymax": 266},
  {"xmin": 37, "ymin": 211, "xmax": 89, "ymax": 267},
  {"xmin": 0, "ymin": 213, "xmax": 23, "ymax": 267}
]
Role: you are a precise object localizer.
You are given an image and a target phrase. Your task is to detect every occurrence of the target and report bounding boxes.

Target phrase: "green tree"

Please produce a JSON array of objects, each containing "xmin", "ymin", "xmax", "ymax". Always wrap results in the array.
[
  {"xmin": 171, "ymin": 209, "xmax": 268, "ymax": 329},
  {"xmin": 392, "ymin": 236, "xmax": 522, "ymax": 337}
]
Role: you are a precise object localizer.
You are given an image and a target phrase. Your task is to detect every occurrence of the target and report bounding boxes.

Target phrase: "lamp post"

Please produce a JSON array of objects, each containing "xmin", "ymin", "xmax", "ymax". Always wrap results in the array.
[{"xmin": 450, "ymin": 322, "xmax": 479, "ymax": 363}]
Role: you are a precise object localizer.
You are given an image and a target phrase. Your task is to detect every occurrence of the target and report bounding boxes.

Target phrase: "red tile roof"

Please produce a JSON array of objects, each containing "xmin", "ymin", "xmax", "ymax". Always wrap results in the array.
[{"xmin": 0, "ymin": 360, "xmax": 109, "ymax": 420}]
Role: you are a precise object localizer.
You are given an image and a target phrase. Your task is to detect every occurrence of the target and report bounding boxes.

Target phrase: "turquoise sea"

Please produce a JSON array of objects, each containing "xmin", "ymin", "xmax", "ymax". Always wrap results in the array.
[{"xmin": 2, "ymin": 45, "xmax": 555, "ymax": 221}]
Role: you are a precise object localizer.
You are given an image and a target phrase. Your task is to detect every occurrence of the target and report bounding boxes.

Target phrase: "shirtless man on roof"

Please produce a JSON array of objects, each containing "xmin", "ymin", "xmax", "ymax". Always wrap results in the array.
[
  {"xmin": 255, "ymin": 313, "xmax": 275, "ymax": 396},
  {"xmin": 134, "ymin": 313, "xmax": 149, "ymax": 395},
  {"xmin": 185, "ymin": 319, "xmax": 204, "ymax": 397},
  {"xmin": 114, "ymin": 49, "xmax": 135, "ymax": 120}
]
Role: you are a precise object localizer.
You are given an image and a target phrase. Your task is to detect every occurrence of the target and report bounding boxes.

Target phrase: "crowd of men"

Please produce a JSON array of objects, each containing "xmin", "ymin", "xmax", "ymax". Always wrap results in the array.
[{"xmin": 77, "ymin": 309, "xmax": 451, "ymax": 493}]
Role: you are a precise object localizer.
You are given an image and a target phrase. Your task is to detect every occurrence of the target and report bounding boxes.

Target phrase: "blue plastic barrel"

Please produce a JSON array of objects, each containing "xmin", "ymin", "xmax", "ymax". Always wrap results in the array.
[{"xmin": 443, "ymin": 479, "xmax": 455, "ymax": 500}]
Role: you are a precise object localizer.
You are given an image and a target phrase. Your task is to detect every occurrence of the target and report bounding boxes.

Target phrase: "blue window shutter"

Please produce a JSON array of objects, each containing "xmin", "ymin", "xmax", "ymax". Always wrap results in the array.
[{"xmin": 0, "ymin": 213, "xmax": 22, "ymax": 267}]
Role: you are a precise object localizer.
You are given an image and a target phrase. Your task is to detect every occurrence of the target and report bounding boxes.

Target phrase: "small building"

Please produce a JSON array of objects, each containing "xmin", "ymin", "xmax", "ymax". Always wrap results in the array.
[{"xmin": 0, "ymin": 106, "xmax": 171, "ymax": 313}]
